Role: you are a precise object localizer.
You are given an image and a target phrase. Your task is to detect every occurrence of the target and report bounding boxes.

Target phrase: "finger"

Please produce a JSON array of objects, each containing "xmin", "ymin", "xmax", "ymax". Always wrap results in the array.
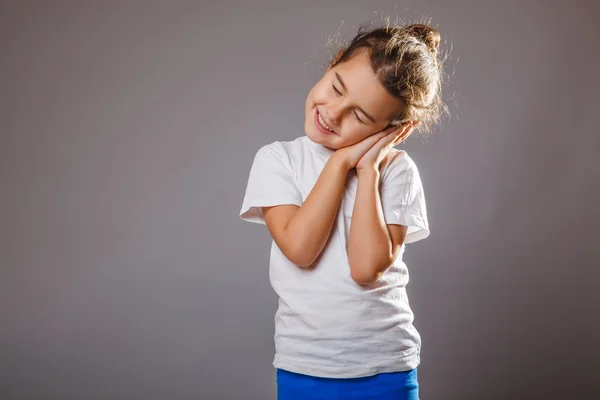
[
  {"xmin": 377, "ymin": 129, "xmax": 394, "ymax": 140},
  {"xmin": 361, "ymin": 125, "xmax": 402, "ymax": 151},
  {"xmin": 374, "ymin": 125, "xmax": 397, "ymax": 138},
  {"xmin": 383, "ymin": 125, "xmax": 400, "ymax": 136},
  {"xmin": 392, "ymin": 129, "xmax": 407, "ymax": 144},
  {"xmin": 385, "ymin": 123, "xmax": 410, "ymax": 140},
  {"xmin": 384, "ymin": 128, "xmax": 403, "ymax": 144},
  {"xmin": 390, "ymin": 122, "xmax": 414, "ymax": 145},
  {"xmin": 355, "ymin": 132, "xmax": 388, "ymax": 155},
  {"xmin": 370, "ymin": 132, "xmax": 398, "ymax": 154}
]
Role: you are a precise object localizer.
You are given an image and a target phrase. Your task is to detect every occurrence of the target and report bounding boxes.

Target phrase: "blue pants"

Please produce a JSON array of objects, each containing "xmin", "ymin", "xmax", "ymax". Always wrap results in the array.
[{"xmin": 276, "ymin": 368, "xmax": 419, "ymax": 400}]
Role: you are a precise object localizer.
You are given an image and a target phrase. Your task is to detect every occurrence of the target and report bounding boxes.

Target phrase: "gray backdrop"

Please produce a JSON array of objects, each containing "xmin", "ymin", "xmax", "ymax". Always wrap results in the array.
[{"xmin": 2, "ymin": 1, "xmax": 599, "ymax": 399}]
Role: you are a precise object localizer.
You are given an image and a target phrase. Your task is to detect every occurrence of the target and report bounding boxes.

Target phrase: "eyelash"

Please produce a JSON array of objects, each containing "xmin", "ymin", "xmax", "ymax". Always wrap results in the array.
[{"xmin": 332, "ymin": 84, "xmax": 364, "ymax": 124}]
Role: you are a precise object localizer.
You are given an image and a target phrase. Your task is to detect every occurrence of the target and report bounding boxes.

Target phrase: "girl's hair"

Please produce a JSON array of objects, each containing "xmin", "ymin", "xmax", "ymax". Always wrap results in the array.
[{"xmin": 328, "ymin": 22, "xmax": 450, "ymax": 135}]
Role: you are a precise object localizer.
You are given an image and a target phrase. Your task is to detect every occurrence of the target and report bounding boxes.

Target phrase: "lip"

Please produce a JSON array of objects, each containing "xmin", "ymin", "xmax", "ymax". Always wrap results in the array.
[{"xmin": 314, "ymin": 109, "xmax": 336, "ymax": 135}]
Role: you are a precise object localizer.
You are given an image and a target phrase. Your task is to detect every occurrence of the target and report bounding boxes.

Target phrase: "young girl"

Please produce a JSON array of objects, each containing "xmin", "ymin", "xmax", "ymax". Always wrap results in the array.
[{"xmin": 240, "ymin": 21, "xmax": 447, "ymax": 400}]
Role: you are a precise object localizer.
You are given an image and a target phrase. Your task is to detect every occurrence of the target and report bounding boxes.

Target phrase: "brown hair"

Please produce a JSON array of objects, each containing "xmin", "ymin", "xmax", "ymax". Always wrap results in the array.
[{"xmin": 327, "ymin": 21, "xmax": 450, "ymax": 135}]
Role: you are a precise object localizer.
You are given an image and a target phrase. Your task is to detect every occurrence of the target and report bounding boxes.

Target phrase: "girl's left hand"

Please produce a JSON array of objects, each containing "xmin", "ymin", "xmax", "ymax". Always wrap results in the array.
[{"xmin": 355, "ymin": 122, "xmax": 416, "ymax": 172}]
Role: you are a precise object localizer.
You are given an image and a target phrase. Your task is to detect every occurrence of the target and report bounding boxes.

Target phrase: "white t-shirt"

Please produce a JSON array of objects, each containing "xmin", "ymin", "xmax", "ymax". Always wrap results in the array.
[{"xmin": 239, "ymin": 135, "xmax": 430, "ymax": 378}]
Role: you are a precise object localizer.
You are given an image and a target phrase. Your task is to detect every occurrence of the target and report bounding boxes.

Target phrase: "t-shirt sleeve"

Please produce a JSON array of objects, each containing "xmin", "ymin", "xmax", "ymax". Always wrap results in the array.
[
  {"xmin": 379, "ymin": 151, "xmax": 430, "ymax": 244},
  {"xmin": 239, "ymin": 142, "xmax": 303, "ymax": 225}
]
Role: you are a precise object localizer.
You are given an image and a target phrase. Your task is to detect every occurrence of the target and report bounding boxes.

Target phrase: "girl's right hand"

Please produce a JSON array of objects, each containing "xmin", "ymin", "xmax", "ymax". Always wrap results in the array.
[{"xmin": 332, "ymin": 126, "xmax": 399, "ymax": 170}]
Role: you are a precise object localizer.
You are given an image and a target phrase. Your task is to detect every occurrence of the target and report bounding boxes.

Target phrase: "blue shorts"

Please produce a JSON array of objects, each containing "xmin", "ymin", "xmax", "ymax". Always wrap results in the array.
[{"xmin": 276, "ymin": 368, "xmax": 419, "ymax": 400}]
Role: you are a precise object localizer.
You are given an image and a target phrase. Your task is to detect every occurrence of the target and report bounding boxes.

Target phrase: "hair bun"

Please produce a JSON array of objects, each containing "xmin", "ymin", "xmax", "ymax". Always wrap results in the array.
[{"xmin": 406, "ymin": 24, "xmax": 441, "ymax": 55}]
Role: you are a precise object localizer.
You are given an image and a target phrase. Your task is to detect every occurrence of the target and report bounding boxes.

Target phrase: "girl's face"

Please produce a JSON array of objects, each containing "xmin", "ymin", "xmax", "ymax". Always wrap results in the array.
[{"xmin": 304, "ymin": 49, "xmax": 406, "ymax": 150}]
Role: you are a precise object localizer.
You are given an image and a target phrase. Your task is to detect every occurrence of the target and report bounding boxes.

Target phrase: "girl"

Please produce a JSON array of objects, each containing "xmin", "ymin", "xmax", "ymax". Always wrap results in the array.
[{"xmin": 240, "ymin": 21, "xmax": 447, "ymax": 400}]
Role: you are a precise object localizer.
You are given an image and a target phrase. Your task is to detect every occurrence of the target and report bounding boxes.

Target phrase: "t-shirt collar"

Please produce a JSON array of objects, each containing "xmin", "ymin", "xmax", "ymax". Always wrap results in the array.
[{"xmin": 304, "ymin": 135, "xmax": 335, "ymax": 159}]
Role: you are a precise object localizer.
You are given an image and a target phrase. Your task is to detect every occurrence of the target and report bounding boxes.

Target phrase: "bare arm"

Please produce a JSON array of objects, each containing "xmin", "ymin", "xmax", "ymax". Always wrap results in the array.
[
  {"xmin": 262, "ymin": 154, "xmax": 349, "ymax": 267},
  {"xmin": 348, "ymin": 167, "xmax": 408, "ymax": 285},
  {"xmin": 261, "ymin": 130, "xmax": 392, "ymax": 268}
]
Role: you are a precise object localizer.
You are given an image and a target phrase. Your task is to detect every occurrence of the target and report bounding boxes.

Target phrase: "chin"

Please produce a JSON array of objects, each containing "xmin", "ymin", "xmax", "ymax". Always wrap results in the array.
[{"xmin": 305, "ymin": 129, "xmax": 323, "ymax": 144}]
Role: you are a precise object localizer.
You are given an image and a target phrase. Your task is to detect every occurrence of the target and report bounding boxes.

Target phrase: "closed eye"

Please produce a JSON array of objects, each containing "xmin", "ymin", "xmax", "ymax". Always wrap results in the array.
[
  {"xmin": 353, "ymin": 111, "xmax": 364, "ymax": 123},
  {"xmin": 332, "ymin": 84, "xmax": 365, "ymax": 124}
]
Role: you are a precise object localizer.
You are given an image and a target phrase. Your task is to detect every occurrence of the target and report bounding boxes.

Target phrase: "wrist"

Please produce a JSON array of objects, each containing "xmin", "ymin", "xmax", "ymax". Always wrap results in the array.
[
  {"xmin": 330, "ymin": 152, "xmax": 352, "ymax": 172},
  {"xmin": 356, "ymin": 166, "xmax": 380, "ymax": 179}
]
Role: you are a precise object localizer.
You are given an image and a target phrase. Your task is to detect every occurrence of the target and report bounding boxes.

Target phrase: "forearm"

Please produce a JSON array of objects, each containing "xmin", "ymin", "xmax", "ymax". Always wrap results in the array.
[
  {"xmin": 348, "ymin": 168, "xmax": 394, "ymax": 284},
  {"xmin": 284, "ymin": 154, "xmax": 349, "ymax": 266}
]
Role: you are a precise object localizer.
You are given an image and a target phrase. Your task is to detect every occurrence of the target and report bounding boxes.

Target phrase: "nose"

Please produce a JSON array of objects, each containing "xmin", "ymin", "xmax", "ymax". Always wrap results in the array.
[{"xmin": 324, "ymin": 101, "xmax": 344, "ymax": 126}]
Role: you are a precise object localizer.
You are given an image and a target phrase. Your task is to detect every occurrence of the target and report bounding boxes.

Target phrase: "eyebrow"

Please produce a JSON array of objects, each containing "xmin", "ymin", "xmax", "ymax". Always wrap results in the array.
[{"xmin": 335, "ymin": 72, "xmax": 377, "ymax": 124}]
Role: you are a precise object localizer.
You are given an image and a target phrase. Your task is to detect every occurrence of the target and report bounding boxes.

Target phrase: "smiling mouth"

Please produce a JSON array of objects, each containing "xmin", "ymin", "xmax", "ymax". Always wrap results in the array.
[{"xmin": 316, "ymin": 109, "xmax": 335, "ymax": 133}]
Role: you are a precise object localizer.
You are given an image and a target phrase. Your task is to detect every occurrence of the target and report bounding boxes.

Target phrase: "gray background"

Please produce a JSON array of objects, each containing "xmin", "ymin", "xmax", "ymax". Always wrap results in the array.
[{"xmin": 1, "ymin": 1, "xmax": 599, "ymax": 399}]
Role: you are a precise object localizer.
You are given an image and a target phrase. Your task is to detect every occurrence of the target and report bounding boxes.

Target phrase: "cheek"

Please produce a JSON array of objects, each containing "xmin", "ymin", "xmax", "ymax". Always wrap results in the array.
[
  {"xmin": 341, "ymin": 125, "xmax": 375, "ymax": 144},
  {"xmin": 308, "ymin": 82, "xmax": 330, "ymax": 104}
]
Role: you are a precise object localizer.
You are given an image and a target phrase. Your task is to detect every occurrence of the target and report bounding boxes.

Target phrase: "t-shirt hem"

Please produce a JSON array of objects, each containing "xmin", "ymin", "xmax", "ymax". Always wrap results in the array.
[
  {"xmin": 240, "ymin": 199, "xmax": 302, "ymax": 225},
  {"xmin": 384, "ymin": 211, "xmax": 430, "ymax": 244},
  {"xmin": 273, "ymin": 352, "xmax": 420, "ymax": 379}
]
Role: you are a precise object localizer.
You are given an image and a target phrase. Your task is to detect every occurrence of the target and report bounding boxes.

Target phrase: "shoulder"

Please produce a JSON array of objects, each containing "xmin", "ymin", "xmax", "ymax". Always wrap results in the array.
[
  {"xmin": 255, "ymin": 136, "xmax": 304, "ymax": 157},
  {"xmin": 251, "ymin": 136, "xmax": 305, "ymax": 170},
  {"xmin": 382, "ymin": 149, "xmax": 421, "ymax": 182}
]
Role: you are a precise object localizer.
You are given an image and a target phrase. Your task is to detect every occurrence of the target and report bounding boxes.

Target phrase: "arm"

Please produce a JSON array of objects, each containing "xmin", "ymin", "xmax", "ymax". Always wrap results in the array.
[
  {"xmin": 348, "ymin": 167, "xmax": 408, "ymax": 285},
  {"xmin": 348, "ymin": 121, "xmax": 418, "ymax": 285},
  {"xmin": 260, "ymin": 129, "xmax": 396, "ymax": 268},
  {"xmin": 262, "ymin": 154, "xmax": 348, "ymax": 268}
]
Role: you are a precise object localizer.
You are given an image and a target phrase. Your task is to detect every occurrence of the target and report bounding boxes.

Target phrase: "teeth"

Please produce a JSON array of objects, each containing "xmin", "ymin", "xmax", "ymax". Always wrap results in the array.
[{"xmin": 318, "ymin": 111, "xmax": 334, "ymax": 132}]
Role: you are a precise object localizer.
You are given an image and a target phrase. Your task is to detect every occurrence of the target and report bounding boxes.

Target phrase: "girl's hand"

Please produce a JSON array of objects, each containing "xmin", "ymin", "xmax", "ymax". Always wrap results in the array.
[
  {"xmin": 332, "ymin": 125, "xmax": 398, "ymax": 171},
  {"xmin": 356, "ymin": 122, "xmax": 415, "ymax": 172}
]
